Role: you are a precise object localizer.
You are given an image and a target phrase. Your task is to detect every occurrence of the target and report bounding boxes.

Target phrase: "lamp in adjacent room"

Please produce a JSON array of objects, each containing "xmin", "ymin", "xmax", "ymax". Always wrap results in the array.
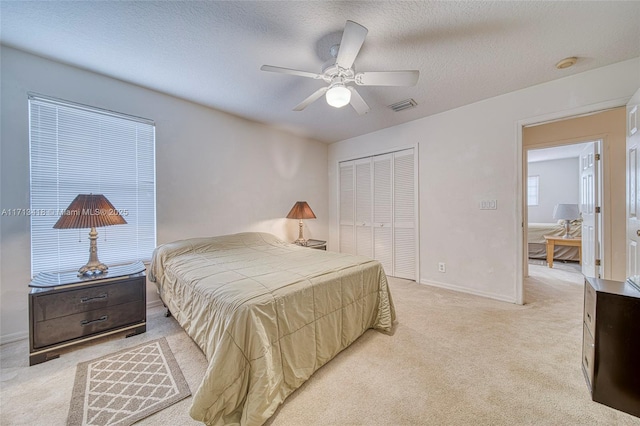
[
  {"xmin": 553, "ymin": 203, "xmax": 580, "ymax": 239},
  {"xmin": 286, "ymin": 201, "xmax": 316, "ymax": 245},
  {"xmin": 53, "ymin": 194, "xmax": 127, "ymax": 276}
]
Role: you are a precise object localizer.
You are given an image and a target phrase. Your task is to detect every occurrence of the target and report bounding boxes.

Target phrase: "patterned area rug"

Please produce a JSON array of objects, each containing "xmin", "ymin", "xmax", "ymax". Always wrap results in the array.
[{"xmin": 67, "ymin": 338, "xmax": 190, "ymax": 426}]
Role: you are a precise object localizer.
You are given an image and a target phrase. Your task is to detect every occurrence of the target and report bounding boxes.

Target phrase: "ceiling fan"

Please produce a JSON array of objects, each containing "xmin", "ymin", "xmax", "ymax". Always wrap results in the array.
[{"xmin": 260, "ymin": 20, "xmax": 420, "ymax": 115}]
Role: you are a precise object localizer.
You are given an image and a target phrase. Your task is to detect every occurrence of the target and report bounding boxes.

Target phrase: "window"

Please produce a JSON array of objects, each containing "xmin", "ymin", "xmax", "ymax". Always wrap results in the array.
[
  {"xmin": 527, "ymin": 175, "xmax": 539, "ymax": 206},
  {"xmin": 29, "ymin": 94, "xmax": 156, "ymax": 276}
]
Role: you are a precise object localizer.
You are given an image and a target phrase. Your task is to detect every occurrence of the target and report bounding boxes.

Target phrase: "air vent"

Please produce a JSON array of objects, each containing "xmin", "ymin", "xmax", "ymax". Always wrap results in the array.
[{"xmin": 388, "ymin": 99, "xmax": 417, "ymax": 112}]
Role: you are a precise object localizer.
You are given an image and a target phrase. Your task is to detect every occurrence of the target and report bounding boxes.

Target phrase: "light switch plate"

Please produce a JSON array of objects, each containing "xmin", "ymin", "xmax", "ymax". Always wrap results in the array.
[{"xmin": 480, "ymin": 200, "xmax": 497, "ymax": 210}]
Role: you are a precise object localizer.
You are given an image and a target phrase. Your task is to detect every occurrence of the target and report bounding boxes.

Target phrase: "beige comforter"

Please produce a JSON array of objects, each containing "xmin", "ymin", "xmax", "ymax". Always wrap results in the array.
[{"xmin": 149, "ymin": 232, "xmax": 395, "ymax": 425}]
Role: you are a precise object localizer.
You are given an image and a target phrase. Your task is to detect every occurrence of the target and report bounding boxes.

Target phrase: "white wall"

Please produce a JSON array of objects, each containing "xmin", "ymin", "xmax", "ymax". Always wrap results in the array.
[
  {"xmin": 0, "ymin": 46, "xmax": 328, "ymax": 343},
  {"xmin": 328, "ymin": 57, "xmax": 640, "ymax": 303},
  {"xmin": 527, "ymin": 157, "xmax": 580, "ymax": 223}
]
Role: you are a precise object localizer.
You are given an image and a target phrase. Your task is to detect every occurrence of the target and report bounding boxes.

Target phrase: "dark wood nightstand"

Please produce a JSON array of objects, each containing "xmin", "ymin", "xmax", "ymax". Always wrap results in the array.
[
  {"xmin": 582, "ymin": 277, "xmax": 640, "ymax": 418},
  {"xmin": 301, "ymin": 239, "xmax": 327, "ymax": 250},
  {"xmin": 29, "ymin": 261, "xmax": 147, "ymax": 366}
]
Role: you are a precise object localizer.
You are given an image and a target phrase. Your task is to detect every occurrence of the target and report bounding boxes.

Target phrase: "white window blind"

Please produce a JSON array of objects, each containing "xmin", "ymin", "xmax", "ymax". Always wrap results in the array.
[
  {"xmin": 527, "ymin": 175, "xmax": 539, "ymax": 206},
  {"xmin": 29, "ymin": 94, "xmax": 156, "ymax": 276}
]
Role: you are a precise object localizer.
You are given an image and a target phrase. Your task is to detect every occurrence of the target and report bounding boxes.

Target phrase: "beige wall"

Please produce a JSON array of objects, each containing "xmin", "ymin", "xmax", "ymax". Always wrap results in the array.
[
  {"xmin": 523, "ymin": 107, "xmax": 626, "ymax": 281},
  {"xmin": 329, "ymin": 58, "xmax": 639, "ymax": 304},
  {"xmin": 0, "ymin": 46, "xmax": 329, "ymax": 342}
]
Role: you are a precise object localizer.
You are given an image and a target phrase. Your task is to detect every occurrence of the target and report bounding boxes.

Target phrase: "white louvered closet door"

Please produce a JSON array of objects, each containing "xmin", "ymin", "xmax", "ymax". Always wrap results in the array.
[
  {"xmin": 393, "ymin": 149, "xmax": 416, "ymax": 279},
  {"xmin": 338, "ymin": 147, "xmax": 417, "ymax": 280},
  {"xmin": 339, "ymin": 161, "xmax": 355, "ymax": 255},
  {"xmin": 355, "ymin": 158, "xmax": 373, "ymax": 258},
  {"xmin": 373, "ymin": 154, "xmax": 393, "ymax": 273}
]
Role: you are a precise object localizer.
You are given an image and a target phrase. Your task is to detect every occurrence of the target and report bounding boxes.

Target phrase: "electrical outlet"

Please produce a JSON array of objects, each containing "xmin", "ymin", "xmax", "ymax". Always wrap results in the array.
[{"xmin": 438, "ymin": 262, "xmax": 446, "ymax": 273}]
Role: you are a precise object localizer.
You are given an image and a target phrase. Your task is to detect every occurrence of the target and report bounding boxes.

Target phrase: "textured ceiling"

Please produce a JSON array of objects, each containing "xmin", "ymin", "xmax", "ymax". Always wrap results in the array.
[{"xmin": 1, "ymin": 1, "xmax": 639, "ymax": 143}]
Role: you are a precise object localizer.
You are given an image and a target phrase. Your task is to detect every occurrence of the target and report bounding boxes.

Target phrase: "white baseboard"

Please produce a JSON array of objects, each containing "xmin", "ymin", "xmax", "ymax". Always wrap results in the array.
[
  {"xmin": 419, "ymin": 279, "xmax": 518, "ymax": 304},
  {"xmin": 0, "ymin": 331, "xmax": 28, "ymax": 346},
  {"xmin": 1, "ymin": 299, "xmax": 166, "ymax": 346},
  {"xmin": 146, "ymin": 299, "xmax": 163, "ymax": 309}
]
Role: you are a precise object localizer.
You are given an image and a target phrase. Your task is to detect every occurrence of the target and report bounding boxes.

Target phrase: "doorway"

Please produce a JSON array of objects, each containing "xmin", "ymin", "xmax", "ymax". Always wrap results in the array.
[
  {"xmin": 525, "ymin": 141, "xmax": 601, "ymax": 279},
  {"xmin": 518, "ymin": 106, "xmax": 628, "ymax": 304}
]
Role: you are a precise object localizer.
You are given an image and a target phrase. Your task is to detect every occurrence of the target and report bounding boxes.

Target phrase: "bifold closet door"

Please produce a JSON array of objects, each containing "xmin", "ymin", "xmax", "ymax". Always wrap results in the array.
[
  {"xmin": 338, "ymin": 148, "xmax": 416, "ymax": 280},
  {"xmin": 355, "ymin": 158, "xmax": 373, "ymax": 258},
  {"xmin": 373, "ymin": 154, "xmax": 393, "ymax": 273},
  {"xmin": 393, "ymin": 149, "xmax": 416, "ymax": 280},
  {"xmin": 339, "ymin": 161, "xmax": 355, "ymax": 255}
]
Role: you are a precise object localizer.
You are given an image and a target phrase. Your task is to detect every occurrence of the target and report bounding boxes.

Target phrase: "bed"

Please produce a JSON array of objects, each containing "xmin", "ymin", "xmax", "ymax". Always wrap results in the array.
[
  {"xmin": 527, "ymin": 220, "xmax": 582, "ymax": 262},
  {"xmin": 149, "ymin": 232, "xmax": 395, "ymax": 425}
]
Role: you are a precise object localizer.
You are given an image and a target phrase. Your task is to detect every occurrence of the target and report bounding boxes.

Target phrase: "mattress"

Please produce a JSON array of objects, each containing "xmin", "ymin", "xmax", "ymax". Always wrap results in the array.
[{"xmin": 149, "ymin": 232, "xmax": 395, "ymax": 425}]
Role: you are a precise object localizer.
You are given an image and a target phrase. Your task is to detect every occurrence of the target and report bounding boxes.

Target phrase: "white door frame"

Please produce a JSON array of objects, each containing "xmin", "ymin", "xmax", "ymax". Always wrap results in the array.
[
  {"xmin": 580, "ymin": 140, "xmax": 604, "ymax": 279},
  {"xmin": 516, "ymin": 97, "xmax": 630, "ymax": 305}
]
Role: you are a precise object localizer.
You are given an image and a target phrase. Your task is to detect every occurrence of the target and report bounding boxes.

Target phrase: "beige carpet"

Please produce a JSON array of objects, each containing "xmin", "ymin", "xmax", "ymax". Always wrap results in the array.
[
  {"xmin": 528, "ymin": 257, "xmax": 582, "ymax": 273},
  {"xmin": 67, "ymin": 338, "xmax": 190, "ymax": 426},
  {"xmin": 2, "ymin": 269, "xmax": 640, "ymax": 425}
]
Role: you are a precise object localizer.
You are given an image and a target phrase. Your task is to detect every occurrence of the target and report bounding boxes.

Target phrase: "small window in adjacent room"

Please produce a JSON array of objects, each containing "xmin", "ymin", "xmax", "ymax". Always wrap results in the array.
[
  {"xmin": 28, "ymin": 94, "xmax": 156, "ymax": 276},
  {"xmin": 527, "ymin": 175, "xmax": 539, "ymax": 206}
]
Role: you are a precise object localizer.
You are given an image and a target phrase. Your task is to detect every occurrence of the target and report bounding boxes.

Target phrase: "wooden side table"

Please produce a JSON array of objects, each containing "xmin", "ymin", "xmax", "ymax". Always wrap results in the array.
[{"xmin": 544, "ymin": 235, "xmax": 582, "ymax": 268}]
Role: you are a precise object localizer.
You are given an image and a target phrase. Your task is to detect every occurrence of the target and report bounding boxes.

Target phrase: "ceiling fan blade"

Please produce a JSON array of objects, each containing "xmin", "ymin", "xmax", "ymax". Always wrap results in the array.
[
  {"xmin": 260, "ymin": 65, "xmax": 323, "ymax": 80},
  {"xmin": 293, "ymin": 87, "xmax": 329, "ymax": 111},
  {"xmin": 336, "ymin": 21, "xmax": 368, "ymax": 70},
  {"xmin": 355, "ymin": 70, "xmax": 420, "ymax": 86},
  {"xmin": 348, "ymin": 87, "xmax": 370, "ymax": 115}
]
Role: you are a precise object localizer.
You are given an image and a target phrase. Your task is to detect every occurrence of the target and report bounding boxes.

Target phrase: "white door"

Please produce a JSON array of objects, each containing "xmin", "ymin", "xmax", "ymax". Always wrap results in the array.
[
  {"xmin": 355, "ymin": 158, "xmax": 373, "ymax": 258},
  {"xmin": 339, "ymin": 161, "xmax": 355, "ymax": 255},
  {"xmin": 373, "ymin": 154, "xmax": 393, "ymax": 273},
  {"xmin": 338, "ymin": 148, "xmax": 417, "ymax": 280},
  {"xmin": 393, "ymin": 149, "xmax": 417, "ymax": 279},
  {"xmin": 580, "ymin": 141, "xmax": 601, "ymax": 278},
  {"xmin": 627, "ymin": 89, "xmax": 640, "ymax": 285}
]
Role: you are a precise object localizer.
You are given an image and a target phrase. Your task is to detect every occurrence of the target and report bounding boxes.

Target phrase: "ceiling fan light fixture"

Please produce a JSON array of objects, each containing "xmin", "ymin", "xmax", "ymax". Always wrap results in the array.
[{"xmin": 326, "ymin": 84, "xmax": 351, "ymax": 108}]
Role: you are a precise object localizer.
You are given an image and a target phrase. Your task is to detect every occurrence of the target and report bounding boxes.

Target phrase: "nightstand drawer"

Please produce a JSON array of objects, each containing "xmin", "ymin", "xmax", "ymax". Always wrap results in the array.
[
  {"xmin": 33, "ymin": 300, "xmax": 145, "ymax": 349},
  {"xmin": 33, "ymin": 278, "xmax": 144, "ymax": 322},
  {"xmin": 582, "ymin": 322, "xmax": 595, "ymax": 388},
  {"xmin": 583, "ymin": 281, "xmax": 596, "ymax": 336}
]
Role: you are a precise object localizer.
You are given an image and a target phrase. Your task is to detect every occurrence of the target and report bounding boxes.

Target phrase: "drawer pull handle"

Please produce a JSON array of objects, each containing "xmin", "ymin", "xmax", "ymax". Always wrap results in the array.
[
  {"xmin": 80, "ymin": 293, "xmax": 108, "ymax": 303},
  {"xmin": 80, "ymin": 315, "xmax": 108, "ymax": 326},
  {"xmin": 586, "ymin": 313, "xmax": 591, "ymax": 322}
]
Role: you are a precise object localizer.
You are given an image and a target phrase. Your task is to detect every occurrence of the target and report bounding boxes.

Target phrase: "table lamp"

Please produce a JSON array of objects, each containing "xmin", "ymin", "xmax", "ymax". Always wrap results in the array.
[
  {"xmin": 53, "ymin": 194, "xmax": 127, "ymax": 276},
  {"xmin": 553, "ymin": 203, "xmax": 579, "ymax": 239},
  {"xmin": 286, "ymin": 201, "xmax": 316, "ymax": 245}
]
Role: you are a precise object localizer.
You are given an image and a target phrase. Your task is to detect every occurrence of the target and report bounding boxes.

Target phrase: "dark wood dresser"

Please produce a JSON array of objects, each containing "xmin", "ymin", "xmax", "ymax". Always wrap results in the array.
[
  {"xmin": 29, "ymin": 262, "xmax": 146, "ymax": 366},
  {"xmin": 582, "ymin": 276, "xmax": 640, "ymax": 418}
]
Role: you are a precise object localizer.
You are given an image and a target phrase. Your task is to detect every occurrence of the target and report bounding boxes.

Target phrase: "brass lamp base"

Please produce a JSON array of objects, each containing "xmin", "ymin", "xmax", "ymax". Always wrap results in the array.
[
  {"xmin": 78, "ymin": 227, "xmax": 109, "ymax": 276},
  {"xmin": 294, "ymin": 219, "xmax": 307, "ymax": 246},
  {"xmin": 78, "ymin": 262, "xmax": 108, "ymax": 276}
]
